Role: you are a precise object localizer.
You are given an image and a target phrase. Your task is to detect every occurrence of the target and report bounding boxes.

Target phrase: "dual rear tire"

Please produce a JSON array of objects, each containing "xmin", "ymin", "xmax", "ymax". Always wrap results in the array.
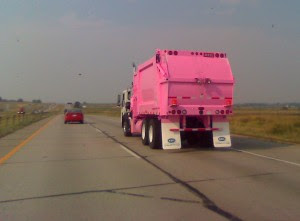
[{"xmin": 141, "ymin": 119, "xmax": 161, "ymax": 149}]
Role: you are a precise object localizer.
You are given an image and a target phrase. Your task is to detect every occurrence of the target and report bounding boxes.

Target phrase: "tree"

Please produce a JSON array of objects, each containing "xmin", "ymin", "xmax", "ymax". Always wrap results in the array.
[
  {"xmin": 17, "ymin": 98, "xmax": 23, "ymax": 102},
  {"xmin": 32, "ymin": 99, "xmax": 42, "ymax": 103}
]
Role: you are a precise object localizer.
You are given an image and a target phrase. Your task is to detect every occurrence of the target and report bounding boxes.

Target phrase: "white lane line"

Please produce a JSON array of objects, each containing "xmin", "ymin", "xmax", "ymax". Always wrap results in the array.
[
  {"xmin": 95, "ymin": 128, "xmax": 102, "ymax": 133},
  {"xmin": 91, "ymin": 125, "xmax": 141, "ymax": 159},
  {"xmin": 118, "ymin": 144, "xmax": 141, "ymax": 159},
  {"xmin": 231, "ymin": 148, "xmax": 300, "ymax": 167}
]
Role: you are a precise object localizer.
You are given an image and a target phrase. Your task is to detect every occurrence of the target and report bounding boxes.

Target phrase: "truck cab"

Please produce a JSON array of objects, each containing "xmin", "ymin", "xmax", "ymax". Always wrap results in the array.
[{"xmin": 118, "ymin": 89, "xmax": 132, "ymax": 136}]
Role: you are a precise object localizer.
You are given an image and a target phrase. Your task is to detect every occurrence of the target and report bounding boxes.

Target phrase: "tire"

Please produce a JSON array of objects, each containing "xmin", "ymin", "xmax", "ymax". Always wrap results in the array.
[
  {"xmin": 64, "ymin": 121, "xmax": 67, "ymax": 124},
  {"xmin": 148, "ymin": 119, "xmax": 162, "ymax": 149},
  {"xmin": 123, "ymin": 119, "xmax": 132, "ymax": 137},
  {"xmin": 141, "ymin": 119, "xmax": 149, "ymax": 145},
  {"xmin": 80, "ymin": 120, "xmax": 84, "ymax": 124},
  {"xmin": 187, "ymin": 132, "xmax": 199, "ymax": 145}
]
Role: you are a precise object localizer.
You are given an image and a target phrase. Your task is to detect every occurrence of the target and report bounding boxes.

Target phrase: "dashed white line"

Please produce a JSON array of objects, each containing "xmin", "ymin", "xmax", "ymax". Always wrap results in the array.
[
  {"xmin": 91, "ymin": 125, "xmax": 141, "ymax": 159},
  {"xmin": 118, "ymin": 144, "xmax": 141, "ymax": 159},
  {"xmin": 231, "ymin": 148, "xmax": 300, "ymax": 167}
]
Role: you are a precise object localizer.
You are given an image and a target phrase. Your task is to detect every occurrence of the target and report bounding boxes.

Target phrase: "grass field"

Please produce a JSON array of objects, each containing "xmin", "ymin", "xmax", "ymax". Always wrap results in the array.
[
  {"xmin": 230, "ymin": 107, "xmax": 300, "ymax": 144},
  {"xmin": 0, "ymin": 102, "xmax": 62, "ymax": 138},
  {"xmin": 84, "ymin": 104, "xmax": 300, "ymax": 144},
  {"xmin": 83, "ymin": 104, "xmax": 120, "ymax": 117}
]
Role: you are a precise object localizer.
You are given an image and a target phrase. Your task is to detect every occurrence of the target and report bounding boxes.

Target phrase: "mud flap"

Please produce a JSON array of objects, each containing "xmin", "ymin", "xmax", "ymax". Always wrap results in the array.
[
  {"xmin": 212, "ymin": 118, "xmax": 231, "ymax": 148},
  {"xmin": 161, "ymin": 118, "xmax": 182, "ymax": 150}
]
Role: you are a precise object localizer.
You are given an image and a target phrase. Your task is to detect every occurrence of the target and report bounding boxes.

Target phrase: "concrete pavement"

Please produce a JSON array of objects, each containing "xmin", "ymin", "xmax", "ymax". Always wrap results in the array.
[{"xmin": 0, "ymin": 115, "xmax": 300, "ymax": 220}]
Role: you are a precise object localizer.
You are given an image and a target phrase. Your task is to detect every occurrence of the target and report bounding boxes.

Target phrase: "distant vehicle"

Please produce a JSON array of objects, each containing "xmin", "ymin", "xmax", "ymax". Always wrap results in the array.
[
  {"xmin": 73, "ymin": 101, "xmax": 81, "ymax": 108},
  {"xmin": 119, "ymin": 49, "xmax": 235, "ymax": 149},
  {"xmin": 17, "ymin": 107, "xmax": 25, "ymax": 114},
  {"xmin": 32, "ymin": 110, "xmax": 41, "ymax": 114},
  {"xmin": 64, "ymin": 109, "xmax": 84, "ymax": 124}
]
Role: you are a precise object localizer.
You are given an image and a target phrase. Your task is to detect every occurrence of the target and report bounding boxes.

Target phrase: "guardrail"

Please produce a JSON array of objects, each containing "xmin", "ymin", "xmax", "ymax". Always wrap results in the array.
[{"xmin": 0, "ymin": 112, "xmax": 53, "ymax": 138}]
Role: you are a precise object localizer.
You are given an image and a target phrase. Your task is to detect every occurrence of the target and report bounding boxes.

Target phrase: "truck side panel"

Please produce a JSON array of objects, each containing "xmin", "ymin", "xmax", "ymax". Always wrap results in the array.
[{"xmin": 136, "ymin": 58, "xmax": 160, "ymax": 115}]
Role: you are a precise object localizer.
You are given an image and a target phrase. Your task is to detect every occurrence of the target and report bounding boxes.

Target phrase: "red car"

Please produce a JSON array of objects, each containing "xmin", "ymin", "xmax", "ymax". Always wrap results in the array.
[{"xmin": 64, "ymin": 109, "xmax": 84, "ymax": 124}]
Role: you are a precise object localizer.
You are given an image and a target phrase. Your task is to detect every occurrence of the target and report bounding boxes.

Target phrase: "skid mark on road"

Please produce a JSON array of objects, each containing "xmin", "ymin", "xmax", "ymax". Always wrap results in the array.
[
  {"xmin": 231, "ymin": 148, "xmax": 300, "ymax": 168},
  {"xmin": 89, "ymin": 123, "xmax": 242, "ymax": 221}
]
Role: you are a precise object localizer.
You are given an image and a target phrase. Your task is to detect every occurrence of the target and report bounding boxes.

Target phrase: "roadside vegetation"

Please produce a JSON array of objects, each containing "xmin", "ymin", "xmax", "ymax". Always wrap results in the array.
[
  {"xmin": 84, "ymin": 104, "xmax": 300, "ymax": 144},
  {"xmin": 0, "ymin": 102, "xmax": 62, "ymax": 138},
  {"xmin": 83, "ymin": 103, "xmax": 120, "ymax": 117},
  {"xmin": 230, "ymin": 107, "xmax": 300, "ymax": 144}
]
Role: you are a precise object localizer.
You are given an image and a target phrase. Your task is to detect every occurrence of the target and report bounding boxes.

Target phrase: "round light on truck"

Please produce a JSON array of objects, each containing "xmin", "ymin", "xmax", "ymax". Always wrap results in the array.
[
  {"xmin": 215, "ymin": 110, "xmax": 220, "ymax": 114},
  {"xmin": 182, "ymin": 109, "xmax": 187, "ymax": 115},
  {"xmin": 177, "ymin": 110, "xmax": 181, "ymax": 115},
  {"xmin": 172, "ymin": 110, "xmax": 176, "ymax": 115}
]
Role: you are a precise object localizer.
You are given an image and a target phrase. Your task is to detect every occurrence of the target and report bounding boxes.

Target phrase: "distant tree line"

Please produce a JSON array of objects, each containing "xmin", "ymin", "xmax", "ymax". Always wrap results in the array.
[
  {"xmin": 0, "ymin": 96, "xmax": 42, "ymax": 103},
  {"xmin": 32, "ymin": 99, "xmax": 42, "ymax": 103}
]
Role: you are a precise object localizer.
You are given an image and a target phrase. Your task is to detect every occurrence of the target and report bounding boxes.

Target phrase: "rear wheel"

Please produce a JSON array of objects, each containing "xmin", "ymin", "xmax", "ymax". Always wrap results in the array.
[
  {"xmin": 64, "ymin": 121, "xmax": 67, "ymax": 124},
  {"xmin": 148, "ymin": 119, "xmax": 162, "ymax": 149},
  {"xmin": 80, "ymin": 120, "xmax": 84, "ymax": 124},
  {"xmin": 123, "ymin": 119, "xmax": 132, "ymax": 137},
  {"xmin": 141, "ymin": 119, "xmax": 149, "ymax": 145}
]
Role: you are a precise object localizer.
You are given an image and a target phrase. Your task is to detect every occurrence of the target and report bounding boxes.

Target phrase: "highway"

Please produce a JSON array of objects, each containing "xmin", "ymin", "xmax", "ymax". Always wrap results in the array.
[{"xmin": 0, "ymin": 115, "xmax": 300, "ymax": 221}]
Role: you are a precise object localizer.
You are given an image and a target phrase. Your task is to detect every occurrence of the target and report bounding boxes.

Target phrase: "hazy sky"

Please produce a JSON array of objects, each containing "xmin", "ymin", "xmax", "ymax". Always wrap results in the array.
[{"xmin": 0, "ymin": 0, "xmax": 299, "ymax": 103}]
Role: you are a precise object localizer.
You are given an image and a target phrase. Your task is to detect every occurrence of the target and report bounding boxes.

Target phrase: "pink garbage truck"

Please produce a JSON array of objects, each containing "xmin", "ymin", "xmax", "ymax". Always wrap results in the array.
[{"xmin": 119, "ymin": 49, "xmax": 235, "ymax": 149}]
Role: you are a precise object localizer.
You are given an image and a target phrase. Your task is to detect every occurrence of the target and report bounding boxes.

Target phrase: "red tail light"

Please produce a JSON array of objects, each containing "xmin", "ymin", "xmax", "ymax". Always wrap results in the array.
[
  {"xmin": 226, "ymin": 99, "xmax": 232, "ymax": 106},
  {"xmin": 171, "ymin": 98, "xmax": 178, "ymax": 107}
]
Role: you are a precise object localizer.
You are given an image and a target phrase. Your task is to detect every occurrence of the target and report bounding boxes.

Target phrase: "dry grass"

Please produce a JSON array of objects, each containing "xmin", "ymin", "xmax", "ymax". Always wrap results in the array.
[
  {"xmin": 84, "ymin": 104, "xmax": 300, "ymax": 144},
  {"xmin": 0, "ymin": 102, "xmax": 62, "ymax": 138},
  {"xmin": 0, "ymin": 113, "xmax": 53, "ymax": 138},
  {"xmin": 229, "ymin": 107, "xmax": 300, "ymax": 144},
  {"xmin": 83, "ymin": 104, "xmax": 120, "ymax": 117}
]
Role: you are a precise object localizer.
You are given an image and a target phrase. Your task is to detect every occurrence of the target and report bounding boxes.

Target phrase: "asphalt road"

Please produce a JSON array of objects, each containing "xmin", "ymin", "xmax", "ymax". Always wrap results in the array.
[{"xmin": 0, "ymin": 115, "xmax": 300, "ymax": 221}]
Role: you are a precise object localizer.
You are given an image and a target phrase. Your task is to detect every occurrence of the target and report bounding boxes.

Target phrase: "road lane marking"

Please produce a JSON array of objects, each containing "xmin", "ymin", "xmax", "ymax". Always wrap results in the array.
[
  {"xmin": 118, "ymin": 144, "xmax": 141, "ymax": 159},
  {"xmin": 231, "ymin": 148, "xmax": 300, "ymax": 167},
  {"xmin": 0, "ymin": 117, "xmax": 55, "ymax": 165},
  {"xmin": 88, "ymin": 123, "xmax": 241, "ymax": 221},
  {"xmin": 90, "ymin": 124, "xmax": 141, "ymax": 159}
]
